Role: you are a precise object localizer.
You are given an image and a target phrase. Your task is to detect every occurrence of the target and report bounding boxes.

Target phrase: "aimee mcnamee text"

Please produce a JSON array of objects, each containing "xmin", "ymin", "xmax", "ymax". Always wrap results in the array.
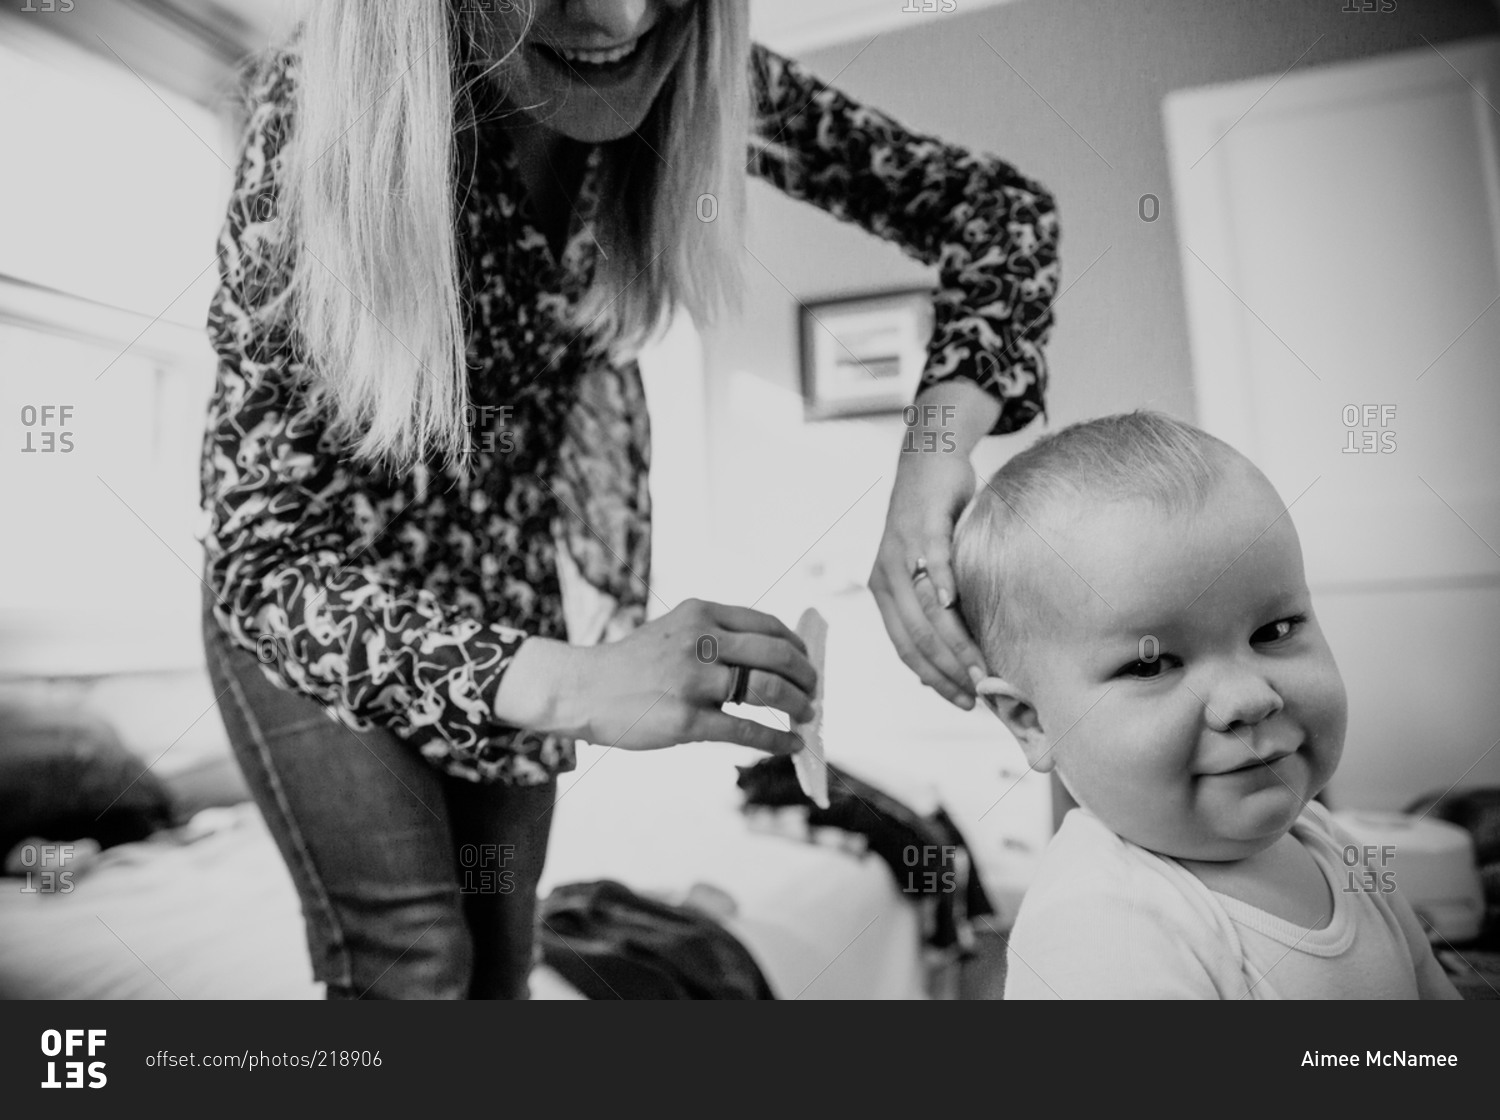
[{"xmin": 1301, "ymin": 1051, "xmax": 1458, "ymax": 1068}]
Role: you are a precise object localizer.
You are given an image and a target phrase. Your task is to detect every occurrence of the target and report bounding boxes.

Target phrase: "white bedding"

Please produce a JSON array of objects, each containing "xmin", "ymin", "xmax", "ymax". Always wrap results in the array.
[
  {"xmin": 0, "ymin": 805, "xmax": 319, "ymax": 1000},
  {"xmin": 539, "ymin": 743, "xmax": 927, "ymax": 999},
  {"xmin": 0, "ymin": 743, "xmax": 927, "ymax": 1000}
]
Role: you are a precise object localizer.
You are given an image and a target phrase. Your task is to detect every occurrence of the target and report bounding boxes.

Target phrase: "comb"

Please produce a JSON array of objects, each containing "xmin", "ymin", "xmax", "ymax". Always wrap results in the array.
[{"xmin": 791, "ymin": 607, "xmax": 830, "ymax": 809}]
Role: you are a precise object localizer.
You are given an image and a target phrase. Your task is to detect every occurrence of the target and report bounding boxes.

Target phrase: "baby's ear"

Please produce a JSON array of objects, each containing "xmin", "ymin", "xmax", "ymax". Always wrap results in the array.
[{"xmin": 974, "ymin": 677, "xmax": 1053, "ymax": 772}]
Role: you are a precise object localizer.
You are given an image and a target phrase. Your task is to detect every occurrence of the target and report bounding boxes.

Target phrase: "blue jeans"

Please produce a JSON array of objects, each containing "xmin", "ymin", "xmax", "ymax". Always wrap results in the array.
[{"xmin": 201, "ymin": 589, "xmax": 555, "ymax": 999}]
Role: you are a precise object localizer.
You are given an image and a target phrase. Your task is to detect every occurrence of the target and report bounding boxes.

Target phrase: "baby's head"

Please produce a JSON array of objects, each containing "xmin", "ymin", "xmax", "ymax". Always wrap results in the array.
[{"xmin": 953, "ymin": 411, "xmax": 1347, "ymax": 862}]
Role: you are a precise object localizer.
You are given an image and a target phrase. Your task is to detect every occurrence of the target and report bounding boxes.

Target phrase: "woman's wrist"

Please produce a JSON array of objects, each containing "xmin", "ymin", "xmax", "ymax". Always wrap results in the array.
[
  {"xmin": 491, "ymin": 636, "xmax": 593, "ymax": 740},
  {"xmin": 902, "ymin": 378, "xmax": 1000, "ymax": 466}
]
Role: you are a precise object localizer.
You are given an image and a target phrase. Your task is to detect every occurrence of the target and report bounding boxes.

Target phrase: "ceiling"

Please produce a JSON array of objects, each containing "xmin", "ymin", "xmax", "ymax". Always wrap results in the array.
[{"xmin": 183, "ymin": 0, "xmax": 1016, "ymax": 55}]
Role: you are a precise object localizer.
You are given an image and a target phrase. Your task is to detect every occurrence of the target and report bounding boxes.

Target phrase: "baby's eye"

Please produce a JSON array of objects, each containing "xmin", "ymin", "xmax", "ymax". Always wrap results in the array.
[
  {"xmin": 1252, "ymin": 614, "xmax": 1306, "ymax": 645},
  {"xmin": 1117, "ymin": 658, "xmax": 1169, "ymax": 680}
]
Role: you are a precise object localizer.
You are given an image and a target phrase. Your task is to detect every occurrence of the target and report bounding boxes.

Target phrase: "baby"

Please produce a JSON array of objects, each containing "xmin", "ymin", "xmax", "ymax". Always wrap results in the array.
[{"xmin": 951, "ymin": 411, "xmax": 1459, "ymax": 999}]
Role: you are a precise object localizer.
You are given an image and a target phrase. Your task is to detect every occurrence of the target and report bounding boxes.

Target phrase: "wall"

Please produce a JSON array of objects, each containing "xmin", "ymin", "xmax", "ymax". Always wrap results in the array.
[{"xmin": 681, "ymin": 0, "xmax": 1500, "ymax": 808}]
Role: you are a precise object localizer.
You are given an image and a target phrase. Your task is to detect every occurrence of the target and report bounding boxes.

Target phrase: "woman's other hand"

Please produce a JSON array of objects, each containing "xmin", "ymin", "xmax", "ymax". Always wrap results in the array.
[
  {"xmin": 513, "ymin": 599, "xmax": 818, "ymax": 754},
  {"xmin": 869, "ymin": 383, "xmax": 998, "ymax": 711}
]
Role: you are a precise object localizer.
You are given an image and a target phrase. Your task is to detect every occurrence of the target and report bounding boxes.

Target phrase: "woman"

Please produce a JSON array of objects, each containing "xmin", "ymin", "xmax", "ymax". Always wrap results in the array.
[{"xmin": 201, "ymin": 0, "xmax": 1058, "ymax": 999}]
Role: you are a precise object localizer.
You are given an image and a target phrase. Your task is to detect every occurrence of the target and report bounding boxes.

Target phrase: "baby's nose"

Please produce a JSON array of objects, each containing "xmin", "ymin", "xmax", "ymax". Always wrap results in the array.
[{"xmin": 1203, "ymin": 671, "xmax": 1283, "ymax": 733}]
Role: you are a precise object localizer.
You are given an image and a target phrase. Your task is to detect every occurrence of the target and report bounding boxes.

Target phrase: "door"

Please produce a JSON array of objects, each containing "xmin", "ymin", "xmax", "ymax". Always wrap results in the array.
[{"xmin": 1164, "ymin": 36, "xmax": 1500, "ymax": 810}]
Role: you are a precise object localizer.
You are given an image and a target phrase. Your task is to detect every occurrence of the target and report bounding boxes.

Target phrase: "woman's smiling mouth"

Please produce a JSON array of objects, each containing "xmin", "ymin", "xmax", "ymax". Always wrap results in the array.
[{"xmin": 534, "ymin": 26, "xmax": 655, "ymax": 73}]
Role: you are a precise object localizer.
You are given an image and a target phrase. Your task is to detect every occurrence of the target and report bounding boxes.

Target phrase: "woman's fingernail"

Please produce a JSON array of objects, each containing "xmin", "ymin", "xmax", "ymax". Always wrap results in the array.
[
  {"xmin": 968, "ymin": 666, "xmax": 986, "ymax": 687},
  {"xmin": 938, "ymin": 587, "xmax": 953, "ymax": 609},
  {"xmin": 957, "ymin": 694, "xmax": 975, "ymax": 710}
]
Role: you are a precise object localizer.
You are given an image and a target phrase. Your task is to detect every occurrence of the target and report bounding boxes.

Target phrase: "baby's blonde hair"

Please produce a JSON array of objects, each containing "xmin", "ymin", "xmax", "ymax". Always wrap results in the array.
[{"xmin": 953, "ymin": 411, "xmax": 1241, "ymax": 680}]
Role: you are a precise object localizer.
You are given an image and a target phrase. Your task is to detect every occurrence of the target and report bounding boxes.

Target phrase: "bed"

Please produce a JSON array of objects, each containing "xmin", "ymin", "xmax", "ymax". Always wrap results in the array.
[
  {"xmin": 0, "ymin": 590, "xmax": 1051, "ymax": 1000},
  {"xmin": 0, "ymin": 748, "xmax": 931, "ymax": 1000}
]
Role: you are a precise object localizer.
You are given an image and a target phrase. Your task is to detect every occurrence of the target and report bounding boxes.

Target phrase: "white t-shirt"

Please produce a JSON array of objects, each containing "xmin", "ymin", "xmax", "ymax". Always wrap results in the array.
[{"xmin": 1004, "ymin": 801, "xmax": 1460, "ymax": 999}]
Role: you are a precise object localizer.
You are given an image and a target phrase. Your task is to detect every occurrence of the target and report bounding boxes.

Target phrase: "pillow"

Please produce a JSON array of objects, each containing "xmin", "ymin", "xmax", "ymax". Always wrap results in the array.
[
  {"xmin": 0, "ymin": 700, "xmax": 176, "ymax": 859},
  {"xmin": 164, "ymin": 754, "xmax": 252, "ymax": 818}
]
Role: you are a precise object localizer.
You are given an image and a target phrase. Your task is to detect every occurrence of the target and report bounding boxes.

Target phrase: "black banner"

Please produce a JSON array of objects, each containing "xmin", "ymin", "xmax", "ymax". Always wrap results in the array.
[{"xmin": 0, "ymin": 1000, "xmax": 1491, "ymax": 1108}]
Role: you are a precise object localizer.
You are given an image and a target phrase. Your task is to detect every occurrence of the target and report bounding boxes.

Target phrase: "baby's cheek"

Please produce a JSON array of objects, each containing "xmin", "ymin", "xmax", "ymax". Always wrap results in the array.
[
  {"xmin": 1305, "ymin": 629, "xmax": 1348, "ymax": 718},
  {"xmin": 1104, "ymin": 718, "xmax": 1196, "ymax": 818},
  {"xmin": 1305, "ymin": 644, "xmax": 1348, "ymax": 721},
  {"xmin": 1314, "ymin": 670, "xmax": 1349, "ymax": 775},
  {"xmin": 1291, "ymin": 653, "xmax": 1348, "ymax": 782}
]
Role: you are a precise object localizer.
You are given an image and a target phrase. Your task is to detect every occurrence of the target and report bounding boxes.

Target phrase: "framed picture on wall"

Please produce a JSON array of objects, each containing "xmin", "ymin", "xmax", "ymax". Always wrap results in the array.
[{"xmin": 798, "ymin": 288, "xmax": 935, "ymax": 421}]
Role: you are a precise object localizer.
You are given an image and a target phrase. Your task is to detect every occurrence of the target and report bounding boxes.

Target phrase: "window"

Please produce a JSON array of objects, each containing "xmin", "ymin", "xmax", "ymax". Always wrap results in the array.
[{"xmin": 0, "ymin": 23, "xmax": 234, "ymax": 674}]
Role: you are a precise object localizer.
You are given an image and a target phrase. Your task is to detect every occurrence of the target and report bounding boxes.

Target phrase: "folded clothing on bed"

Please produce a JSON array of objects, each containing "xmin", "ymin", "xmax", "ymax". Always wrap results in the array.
[
  {"xmin": 736, "ymin": 754, "xmax": 995, "ymax": 952},
  {"xmin": 537, "ymin": 879, "xmax": 774, "ymax": 1000}
]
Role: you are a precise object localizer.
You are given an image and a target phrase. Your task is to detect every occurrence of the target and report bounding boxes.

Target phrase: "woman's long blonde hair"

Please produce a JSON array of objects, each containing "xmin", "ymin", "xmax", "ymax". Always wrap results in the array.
[{"xmin": 268, "ymin": 0, "xmax": 753, "ymax": 473}]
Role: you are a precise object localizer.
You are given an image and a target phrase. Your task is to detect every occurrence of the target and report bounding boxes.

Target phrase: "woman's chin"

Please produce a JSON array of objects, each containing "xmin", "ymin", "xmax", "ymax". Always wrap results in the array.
[
  {"xmin": 555, "ymin": 113, "xmax": 649, "ymax": 144},
  {"xmin": 511, "ymin": 99, "xmax": 651, "ymax": 145}
]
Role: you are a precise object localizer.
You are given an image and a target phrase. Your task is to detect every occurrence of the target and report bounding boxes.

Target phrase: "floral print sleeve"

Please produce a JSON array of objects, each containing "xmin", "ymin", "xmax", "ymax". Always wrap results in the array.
[
  {"xmin": 748, "ymin": 44, "xmax": 1060, "ymax": 434},
  {"xmin": 201, "ymin": 52, "xmax": 571, "ymax": 785}
]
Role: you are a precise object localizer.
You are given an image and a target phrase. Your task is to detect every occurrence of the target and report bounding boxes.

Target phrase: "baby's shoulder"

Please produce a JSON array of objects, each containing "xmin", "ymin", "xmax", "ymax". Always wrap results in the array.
[
  {"xmin": 1039, "ymin": 808, "xmax": 1158, "ymax": 870},
  {"xmin": 1005, "ymin": 811, "xmax": 1238, "ymax": 998},
  {"xmin": 1021, "ymin": 809, "xmax": 1199, "ymax": 919}
]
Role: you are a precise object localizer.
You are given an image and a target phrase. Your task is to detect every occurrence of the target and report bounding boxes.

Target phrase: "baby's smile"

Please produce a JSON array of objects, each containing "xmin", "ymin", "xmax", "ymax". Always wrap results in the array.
[{"xmin": 1206, "ymin": 748, "xmax": 1299, "ymax": 777}]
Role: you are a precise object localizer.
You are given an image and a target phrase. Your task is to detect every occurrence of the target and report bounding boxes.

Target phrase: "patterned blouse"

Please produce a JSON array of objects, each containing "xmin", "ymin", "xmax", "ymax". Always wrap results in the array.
[{"xmin": 202, "ymin": 42, "xmax": 1060, "ymax": 786}]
